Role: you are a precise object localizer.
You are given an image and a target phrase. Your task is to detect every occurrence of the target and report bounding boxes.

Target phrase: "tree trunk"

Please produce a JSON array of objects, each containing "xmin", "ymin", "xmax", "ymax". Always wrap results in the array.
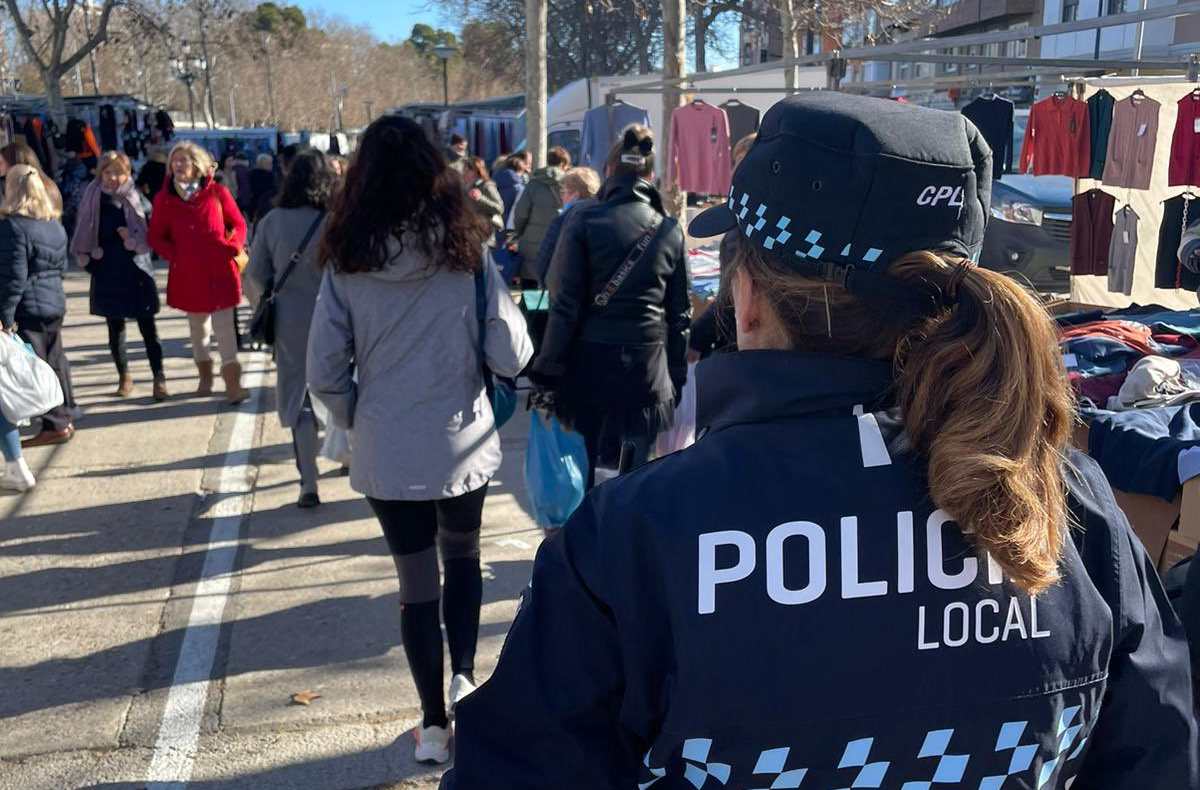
[
  {"xmin": 82, "ymin": 7, "xmax": 101, "ymax": 94},
  {"xmin": 524, "ymin": 0, "xmax": 547, "ymax": 169},
  {"xmin": 263, "ymin": 40, "xmax": 277, "ymax": 123},
  {"xmin": 44, "ymin": 71, "xmax": 67, "ymax": 127},
  {"xmin": 200, "ymin": 26, "xmax": 217, "ymax": 128},
  {"xmin": 695, "ymin": 12, "xmax": 708, "ymax": 73},
  {"xmin": 661, "ymin": 0, "xmax": 686, "ymax": 222},
  {"xmin": 780, "ymin": 0, "xmax": 800, "ymax": 91}
]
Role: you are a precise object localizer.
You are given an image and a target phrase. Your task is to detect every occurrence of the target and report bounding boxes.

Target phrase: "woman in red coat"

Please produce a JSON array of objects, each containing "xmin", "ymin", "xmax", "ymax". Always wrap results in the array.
[{"xmin": 148, "ymin": 141, "xmax": 248, "ymax": 403}]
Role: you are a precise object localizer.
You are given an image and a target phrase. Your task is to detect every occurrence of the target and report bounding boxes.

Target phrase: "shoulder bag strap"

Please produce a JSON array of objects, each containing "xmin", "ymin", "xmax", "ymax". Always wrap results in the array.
[
  {"xmin": 593, "ymin": 215, "xmax": 668, "ymax": 308},
  {"xmin": 268, "ymin": 211, "xmax": 325, "ymax": 301}
]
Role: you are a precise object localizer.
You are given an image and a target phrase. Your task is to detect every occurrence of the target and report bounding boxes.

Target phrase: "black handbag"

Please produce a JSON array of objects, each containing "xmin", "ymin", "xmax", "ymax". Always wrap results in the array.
[{"xmin": 248, "ymin": 211, "xmax": 325, "ymax": 346}]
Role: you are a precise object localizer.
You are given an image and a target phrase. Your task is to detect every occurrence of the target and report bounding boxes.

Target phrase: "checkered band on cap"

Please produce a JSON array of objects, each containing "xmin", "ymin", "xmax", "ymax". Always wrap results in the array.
[{"xmin": 728, "ymin": 188, "xmax": 885, "ymax": 270}]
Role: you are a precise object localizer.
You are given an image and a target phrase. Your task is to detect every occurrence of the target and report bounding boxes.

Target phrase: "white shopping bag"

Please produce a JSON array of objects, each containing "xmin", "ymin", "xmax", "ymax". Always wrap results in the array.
[
  {"xmin": 310, "ymin": 392, "xmax": 352, "ymax": 466},
  {"xmin": 655, "ymin": 362, "xmax": 697, "ymax": 457},
  {"xmin": 0, "ymin": 333, "xmax": 64, "ymax": 424}
]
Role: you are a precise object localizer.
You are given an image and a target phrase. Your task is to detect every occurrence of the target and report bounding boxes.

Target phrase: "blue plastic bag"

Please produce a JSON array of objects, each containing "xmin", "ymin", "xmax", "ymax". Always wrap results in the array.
[{"xmin": 524, "ymin": 410, "xmax": 588, "ymax": 529}]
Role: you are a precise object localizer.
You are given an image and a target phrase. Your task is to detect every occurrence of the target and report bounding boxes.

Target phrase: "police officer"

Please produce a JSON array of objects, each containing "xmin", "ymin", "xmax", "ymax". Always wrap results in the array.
[{"xmin": 442, "ymin": 93, "xmax": 1198, "ymax": 789}]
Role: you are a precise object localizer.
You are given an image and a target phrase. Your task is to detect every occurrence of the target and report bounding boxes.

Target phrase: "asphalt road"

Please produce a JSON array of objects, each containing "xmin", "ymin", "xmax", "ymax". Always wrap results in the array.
[{"xmin": 0, "ymin": 267, "xmax": 542, "ymax": 789}]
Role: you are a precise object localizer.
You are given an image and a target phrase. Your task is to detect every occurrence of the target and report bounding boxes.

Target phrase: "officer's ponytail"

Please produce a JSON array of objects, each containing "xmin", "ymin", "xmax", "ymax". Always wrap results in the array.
[{"xmin": 728, "ymin": 239, "xmax": 1073, "ymax": 596}]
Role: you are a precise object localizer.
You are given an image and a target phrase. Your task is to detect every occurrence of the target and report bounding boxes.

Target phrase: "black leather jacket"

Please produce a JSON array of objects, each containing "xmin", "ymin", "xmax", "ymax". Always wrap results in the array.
[{"xmin": 534, "ymin": 175, "xmax": 691, "ymax": 386}]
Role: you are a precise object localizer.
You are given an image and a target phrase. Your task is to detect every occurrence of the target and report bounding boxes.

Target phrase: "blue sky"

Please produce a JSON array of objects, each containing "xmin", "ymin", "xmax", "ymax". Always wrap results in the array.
[{"xmin": 295, "ymin": 0, "xmax": 440, "ymax": 43}]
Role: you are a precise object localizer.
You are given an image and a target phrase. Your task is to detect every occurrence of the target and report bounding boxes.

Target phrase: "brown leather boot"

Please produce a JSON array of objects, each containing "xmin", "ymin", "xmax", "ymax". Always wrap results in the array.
[
  {"xmin": 221, "ymin": 362, "xmax": 249, "ymax": 405},
  {"xmin": 196, "ymin": 360, "xmax": 214, "ymax": 396},
  {"xmin": 115, "ymin": 372, "xmax": 134, "ymax": 398},
  {"xmin": 152, "ymin": 376, "xmax": 169, "ymax": 402}
]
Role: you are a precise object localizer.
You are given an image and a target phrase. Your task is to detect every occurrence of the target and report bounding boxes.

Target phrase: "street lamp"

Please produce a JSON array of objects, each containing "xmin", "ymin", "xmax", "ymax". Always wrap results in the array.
[
  {"xmin": 170, "ymin": 40, "xmax": 206, "ymax": 128},
  {"xmin": 432, "ymin": 44, "xmax": 458, "ymax": 107}
]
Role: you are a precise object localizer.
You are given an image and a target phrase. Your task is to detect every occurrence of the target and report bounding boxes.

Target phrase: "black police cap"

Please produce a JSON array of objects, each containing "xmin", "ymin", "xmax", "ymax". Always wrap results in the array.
[{"xmin": 689, "ymin": 92, "xmax": 993, "ymax": 282}]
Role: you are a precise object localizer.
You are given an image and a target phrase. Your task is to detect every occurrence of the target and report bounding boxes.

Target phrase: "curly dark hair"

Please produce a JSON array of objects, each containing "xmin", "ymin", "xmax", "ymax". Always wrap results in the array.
[
  {"xmin": 320, "ymin": 115, "xmax": 488, "ymax": 274},
  {"xmin": 276, "ymin": 148, "xmax": 335, "ymax": 210}
]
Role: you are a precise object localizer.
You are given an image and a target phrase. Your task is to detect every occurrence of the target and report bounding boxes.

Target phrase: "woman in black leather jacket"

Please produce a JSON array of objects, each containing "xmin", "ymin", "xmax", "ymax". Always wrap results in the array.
[{"xmin": 531, "ymin": 126, "xmax": 690, "ymax": 487}]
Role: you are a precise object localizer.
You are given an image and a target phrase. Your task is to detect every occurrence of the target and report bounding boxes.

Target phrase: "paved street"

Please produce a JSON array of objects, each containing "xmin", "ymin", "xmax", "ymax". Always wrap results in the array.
[{"xmin": 0, "ymin": 268, "xmax": 542, "ymax": 789}]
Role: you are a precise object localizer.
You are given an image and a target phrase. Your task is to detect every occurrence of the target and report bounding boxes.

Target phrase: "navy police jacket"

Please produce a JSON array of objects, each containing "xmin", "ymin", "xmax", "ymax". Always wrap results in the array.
[{"xmin": 443, "ymin": 351, "xmax": 1199, "ymax": 789}]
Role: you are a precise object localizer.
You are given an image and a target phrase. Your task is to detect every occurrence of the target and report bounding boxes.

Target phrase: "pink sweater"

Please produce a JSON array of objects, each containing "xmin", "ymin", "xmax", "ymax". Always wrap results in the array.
[{"xmin": 669, "ymin": 102, "xmax": 733, "ymax": 196}]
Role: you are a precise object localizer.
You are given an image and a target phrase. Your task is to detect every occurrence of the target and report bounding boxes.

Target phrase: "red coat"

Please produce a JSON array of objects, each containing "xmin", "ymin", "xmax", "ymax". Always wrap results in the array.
[
  {"xmin": 1018, "ymin": 95, "xmax": 1090, "ymax": 177},
  {"xmin": 148, "ymin": 180, "xmax": 246, "ymax": 313},
  {"xmin": 1169, "ymin": 91, "xmax": 1200, "ymax": 186}
]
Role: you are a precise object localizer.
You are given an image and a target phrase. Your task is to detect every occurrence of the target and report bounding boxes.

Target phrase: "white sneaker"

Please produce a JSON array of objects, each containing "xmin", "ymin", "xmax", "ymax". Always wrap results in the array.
[
  {"xmin": 449, "ymin": 673, "xmax": 477, "ymax": 714},
  {"xmin": 0, "ymin": 459, "xmax": 35, "ymax": 492},
  {"xmin": 413, "ymin": 724, "xmax": 451, "ymax": 765}
]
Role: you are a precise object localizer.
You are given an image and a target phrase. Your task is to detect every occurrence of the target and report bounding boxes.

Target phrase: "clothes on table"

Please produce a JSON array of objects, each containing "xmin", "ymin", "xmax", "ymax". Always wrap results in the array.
[
  {"xmin": 961, "ymin": 95, "xmax": 1015, "ymax": 181},
  {"xmin": 719, "ymin": 100, "xmax": 761, "ymax": 154},
  {"xmin": 1086, "ymin": 89, "xmax": 1115, "ymax": 180},
  {"xmin": 1019, "ymin": 94, "xmax": 1090, "ymax": 177},
  {"xmin": 1102, "ymin": 94, "xmax": 1160, "ymax": 190},
  {"xmin": 1108, "ymin": 205, "xmax": 1139, "ymax": 296},
  {"xmin": 578, "ymin": 102, "xmax": 652, "ymax": 169},
  {"xmin": 1170, "ymin": 90, "xmax": 1200, "ymax": 186},
  {"xmin": 1156, "ymin": 194, "xmax": 1200, "ymax": 291},
  {"xmin": 668, "ymin": 101, "xmax": 732, "ymax": 196},
  {"xmin": 1089, "ymin": 402, "xmax": 1200, "ymax": 501},
  {"xmin": 1070, "ymin": 189, "xmax": 1115, "ymax": 276},
  {"xmin": 1112, "ymin": 355, "xmax": 1200, "ymax": 410}
]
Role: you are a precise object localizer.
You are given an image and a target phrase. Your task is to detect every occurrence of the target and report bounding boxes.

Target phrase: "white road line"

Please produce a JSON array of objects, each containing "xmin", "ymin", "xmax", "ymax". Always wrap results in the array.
[{"xmin": 146, "ymin": 361, "xmax": 266, "ymax": 788}]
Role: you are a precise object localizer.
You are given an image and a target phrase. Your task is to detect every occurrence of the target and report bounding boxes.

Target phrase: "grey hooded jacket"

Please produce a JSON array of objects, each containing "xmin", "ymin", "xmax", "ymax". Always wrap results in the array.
[{"xmin": 306, "ymin": 236, "xmax": 533, "ymax": 500}]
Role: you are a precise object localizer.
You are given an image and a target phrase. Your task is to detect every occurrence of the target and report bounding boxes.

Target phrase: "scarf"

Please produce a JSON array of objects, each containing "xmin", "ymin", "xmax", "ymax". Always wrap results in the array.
[
  {"xmin": 176, "ymin": 180, "xmax": 200, "ymax": 201},
  {"xmin": 70, "ymin": 178, "xmax": 150, "ymax": 264}
]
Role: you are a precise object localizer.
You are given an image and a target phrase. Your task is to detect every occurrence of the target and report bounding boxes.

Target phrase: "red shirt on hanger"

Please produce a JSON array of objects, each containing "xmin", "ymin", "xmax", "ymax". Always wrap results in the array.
[
  {"xmin": 1169, "ymin": 90, "xmax": 1200, "ymax": 186},
  {"xmin": 1019, "ymin": 95, "xmax": 1091, "ymax": 177}
]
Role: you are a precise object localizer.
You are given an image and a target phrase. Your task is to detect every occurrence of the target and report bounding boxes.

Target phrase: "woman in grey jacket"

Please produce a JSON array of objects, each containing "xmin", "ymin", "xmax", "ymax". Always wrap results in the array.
[
  {"xmin": 306, "ymin": 116, "xmax": 532, "ymax": 766},
  {"xmin": 245, "ymin": 149, "xmax": 334, "ymax": 509}
]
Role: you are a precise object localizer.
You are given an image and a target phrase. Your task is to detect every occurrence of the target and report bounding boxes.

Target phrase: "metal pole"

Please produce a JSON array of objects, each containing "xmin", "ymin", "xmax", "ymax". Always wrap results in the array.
[
  {"xmin": 442, "ymin": 59, "xmax": 449, "ymax": 107},
  {"xmin": 1133, "ymin": 0, "xmax": 1150, "ymax": 76},
  {"xmin": 187, "ymin": 82, "xmax": 196, "ymax": 128}
]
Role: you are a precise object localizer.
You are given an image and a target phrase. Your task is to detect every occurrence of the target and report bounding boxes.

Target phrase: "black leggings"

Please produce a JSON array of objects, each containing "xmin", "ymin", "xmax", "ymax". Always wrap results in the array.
[
  {"xmin": 367, "ymin": 485, "xmax": 487, "ymax": 728},
  {"xmin": 106, "ymin": 316, "xmax": 164, "ymax": 378}
]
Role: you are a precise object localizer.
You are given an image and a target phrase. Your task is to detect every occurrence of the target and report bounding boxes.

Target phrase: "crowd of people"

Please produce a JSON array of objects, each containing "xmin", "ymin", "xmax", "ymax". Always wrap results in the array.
[{"xmin": 1, "ymin": 92, "xmax": 1198, "ymax": 787}]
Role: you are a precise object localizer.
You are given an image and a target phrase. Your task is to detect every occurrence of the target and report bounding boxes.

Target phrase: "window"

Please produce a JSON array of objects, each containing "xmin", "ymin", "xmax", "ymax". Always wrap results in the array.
[
  {"xmin": 1062, "ymin": 0, "xmax": 1079, "ymax": 22},
  {"xmin": 1107, "ymin": 0, "xmax": 1126, "ymax": 14}
]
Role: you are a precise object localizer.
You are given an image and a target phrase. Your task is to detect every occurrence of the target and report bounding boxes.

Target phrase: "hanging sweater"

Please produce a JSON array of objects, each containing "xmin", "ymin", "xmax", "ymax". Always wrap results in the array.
[{"xmin": 669, "ymin": 102, "xmax": 733, "ymax": 196}]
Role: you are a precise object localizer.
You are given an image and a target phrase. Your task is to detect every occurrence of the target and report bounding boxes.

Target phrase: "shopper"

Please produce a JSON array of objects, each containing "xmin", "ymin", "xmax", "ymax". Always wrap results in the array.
[
  {"xmin": 148, "ymin": 141, "xmax": 249, "ymax": 404},
  {"xmin": 0, "ymin": 142, "xmax": 63, "ymax": 212},
  {"xmin": 535, "ymin": 166, "xmax": 601, "ymax": 290},
  {"xmin": 245, "ymin": 149, "xmax": 334, "ymax": 509},
  {"xmin": 136, "ymin": 147, "xmax": 169, "ymax": 204},
  {"xmin": 446, "ymin": 133, "xmax": 468, "ymax": 173},
  {"xmin": 307, "ymin": 115, "xmax": 532, "ymax": 766},
  {"xmin": 510, "ymin": 145, "xmax": 570, "ymax": 285},
  {"xmin": 70, "ymin": 152, "xmax": 165, "ymax": 401},
  {"xmin": 0, "ymin": 165, "xmax": 74, "ymax": 447},
  {"xmin": 531, "ymin": 126, "xmax": 690, "ymax": 487},
  {"xmin": 492, "ymin": 151, "xmax": 529, "ymax": 224},
  {"xmin": 462, "ymin": 156, "xmax": 504, "ymax": 233},
  {"xmin": 248, "ymin": 153, "xmax": 278, "ymax": 225},
  {"xmin": 445, "ymin": 93, "xmax": 1199, "ymax": 789}
]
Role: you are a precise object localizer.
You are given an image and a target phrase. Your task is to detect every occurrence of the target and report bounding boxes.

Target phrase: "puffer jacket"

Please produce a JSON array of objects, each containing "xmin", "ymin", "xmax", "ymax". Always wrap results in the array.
[
  {"xmin": 0, "ymin": 214, "xmax": 70, "ymax": 328},
  {"xmin": 533, "ymin": 174, "xmax": 691, "ymax": 389},
  {"xmin": 511, "ymin": 166, "xmax": 566, "ymax": 275}
]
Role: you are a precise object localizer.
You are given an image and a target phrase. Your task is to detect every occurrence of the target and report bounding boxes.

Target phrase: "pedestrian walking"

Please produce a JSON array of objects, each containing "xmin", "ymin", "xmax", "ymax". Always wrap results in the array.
[
  {"xmin": 307, "ymin": 115, "xmax": 532, "ymax": 766},
  {"xmin": 530, "ymin": 126, "xmax": 691, "ymax": 487},
  {"xmin": 535, "ymin": 166, "xmax": 601, "ymax": 290},
  {"xmin": 0, "ymin": 165, "xmax": 75, "ymax": 447},
  {"xmin": 247, "ymin": 154, "xmax": 278, "ymax": 225},
  {"xmin": 244, "ymin": 149, "xmax": 334, "ymax": 509},
  {"xmin": 148, "ymin": 141, "xmax": 249, "ymax": 404},
  {"xmin": 0, "ymin": 406, "xmax": 35, "ymax": 491},
  {"xmin": 444, "ymin": 93, "xmax": 1199, "ymax": 790},
  {"xmin": 510, "ymin": 145, "xmax": 570, "ymax": 286},
  {"xmin": 1, "ymin": 142, "xmax": 64, "ymax": 214},
  {"xmin": 461, "ymin": 157, "xmax": 503, "ymax": 233},
  {"xmin": 492, "ymin": 152, "xmax": 529, "ymax": 225},
  {"xmin": 446, "ymin": 133, "xmax": 468, "ymax": 174},
  {"xmin": 136, "ymin": 147, "xmax": 169, "ymax": 205},
  {"xmin": 70, "ymin": 152, "xmax": 165, "ymax": 401}
]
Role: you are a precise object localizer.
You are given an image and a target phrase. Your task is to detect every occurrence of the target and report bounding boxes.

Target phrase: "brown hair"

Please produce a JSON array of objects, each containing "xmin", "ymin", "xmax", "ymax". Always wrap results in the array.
[
  {"xmin": 547, "ymin": 145, "xmax": 571, "ymax": 169},
  {"xmin": 606, "ymin": 124, "xmax": 655, "ymax": 179},
  {"xmin": 562, "ymin": 167, "xmax": 601, "ymax": 200},
  {"xmin": 727, "ymin": 239, "xmax": 1073, "ymax": 595},
  {"xmin": 1, "ymin": 142, "xmax": 62, "ymax": 211},
  {"xmin": 465, "ymin": 156, "xmax": 490, "ymax": 182},
  {"xmin": 97, "ymin": 151, "xmax": 133, "ymax": 179},
  {"xmin": 732, "ymin": 133, "xmax": 757, "ymax": 171}
]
